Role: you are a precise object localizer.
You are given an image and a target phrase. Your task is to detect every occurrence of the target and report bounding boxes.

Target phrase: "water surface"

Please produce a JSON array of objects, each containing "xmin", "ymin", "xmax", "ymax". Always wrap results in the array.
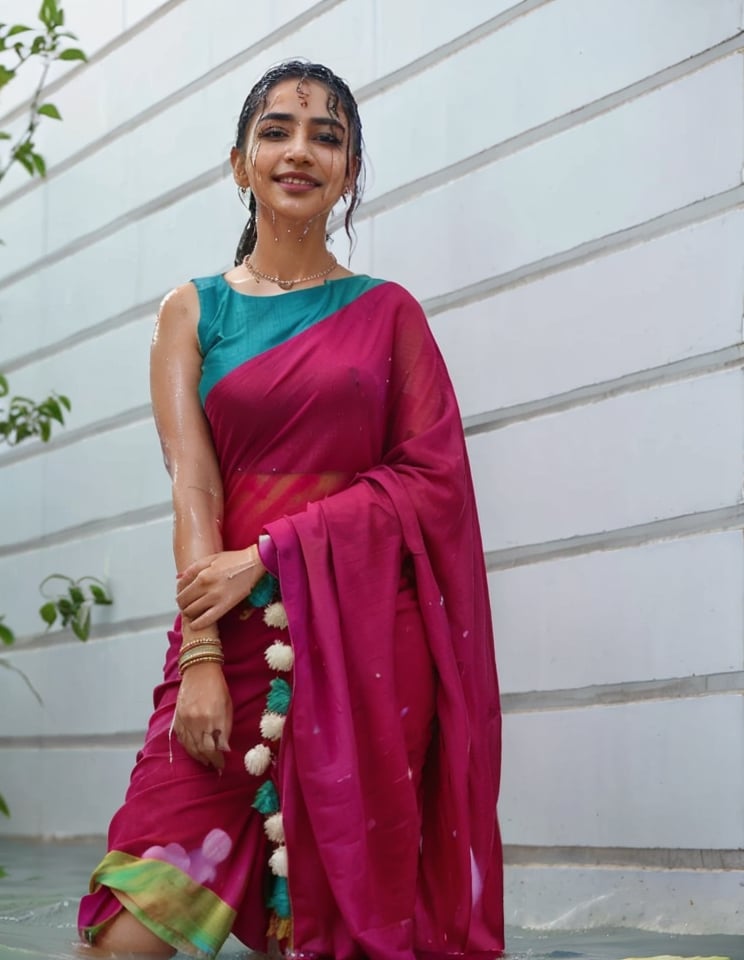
[{"xmin": 1, "ymin": 839, "xmax": 741, "ymax": 960}]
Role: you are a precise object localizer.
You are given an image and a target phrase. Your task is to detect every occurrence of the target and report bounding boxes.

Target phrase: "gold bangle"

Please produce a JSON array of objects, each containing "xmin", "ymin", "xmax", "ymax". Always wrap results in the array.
[
  {"xmin": 179, "ymin": 637, "xmax": 222, "ymax": 655},
  {"xmin": 178, "ymin": 654, "xmax": 225, "ymax": 677},
  {"xmin": 178, "ymin": 645, "xmax": 223, "ymax": 666},
  {"xmin": 178, "ymin": 645, "xmax": 224, "ymax": 669}
]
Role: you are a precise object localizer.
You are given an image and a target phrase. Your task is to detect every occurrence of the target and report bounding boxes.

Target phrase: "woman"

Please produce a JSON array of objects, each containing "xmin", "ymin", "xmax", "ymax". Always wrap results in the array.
[{"xmin": 78, "ymin": 61, "xmax": 504, "ymax": 960}]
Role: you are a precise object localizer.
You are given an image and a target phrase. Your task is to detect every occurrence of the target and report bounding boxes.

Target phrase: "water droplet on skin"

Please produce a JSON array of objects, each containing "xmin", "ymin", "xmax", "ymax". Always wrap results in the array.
[
  {"xmin": 400, "ymin": 706, "xmax": 409, "ymax": 717},
  {"xmin": 375, "ymin": 672, "xmax": 381, "ymax": 679}
]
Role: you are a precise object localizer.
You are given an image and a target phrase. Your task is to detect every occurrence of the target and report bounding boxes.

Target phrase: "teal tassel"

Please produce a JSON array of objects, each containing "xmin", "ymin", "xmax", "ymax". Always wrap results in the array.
[
  {"xmin": 248, "ymin": 573, "xmax": 278, "ymax": 608},
  {"xmin": 267, "ymin": 677, "xmax": 292, "ymax": 715},
  {"xmin": 252, "ymin": 780, "xmax": 280, "ymax": 815},
  {"xmin": 267, "ymin": 875, "xmax": 291, "ymax": 919}
]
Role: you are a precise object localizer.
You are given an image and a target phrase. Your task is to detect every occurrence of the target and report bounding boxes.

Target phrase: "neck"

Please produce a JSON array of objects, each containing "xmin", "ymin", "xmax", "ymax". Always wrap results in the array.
[{"xmin": 251, "ymin": 211, "xmax": 332, "ymax": 277}]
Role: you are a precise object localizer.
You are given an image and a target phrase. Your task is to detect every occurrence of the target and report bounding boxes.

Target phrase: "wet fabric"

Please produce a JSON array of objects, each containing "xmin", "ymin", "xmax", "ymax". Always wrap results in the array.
[{"xmin": 78, "ymin": 276, "xmax": 504, "ymax": 959}]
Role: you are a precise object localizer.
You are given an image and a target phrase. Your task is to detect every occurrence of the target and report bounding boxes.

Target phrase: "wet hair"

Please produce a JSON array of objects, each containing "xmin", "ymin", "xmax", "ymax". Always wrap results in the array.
[{"xmin": 233, "ymin": 60, "xmax": 365, "ymax": 265}]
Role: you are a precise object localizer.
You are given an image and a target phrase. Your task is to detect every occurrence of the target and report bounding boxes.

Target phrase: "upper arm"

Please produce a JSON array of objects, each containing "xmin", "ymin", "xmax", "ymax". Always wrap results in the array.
[{"xmin": 150, "ymin": 283, "xmax": 222, "ymax": 494}]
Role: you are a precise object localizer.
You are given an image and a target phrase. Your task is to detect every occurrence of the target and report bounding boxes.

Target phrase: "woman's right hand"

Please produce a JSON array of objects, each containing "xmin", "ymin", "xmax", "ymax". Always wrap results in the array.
[{"xmin": 174, "ymin": 661, "xmax": 233, "ymax": 770}]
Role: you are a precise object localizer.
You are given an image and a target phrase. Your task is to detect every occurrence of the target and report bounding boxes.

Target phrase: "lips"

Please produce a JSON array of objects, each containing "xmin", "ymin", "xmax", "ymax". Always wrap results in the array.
[{"xmin": 274, "ymin": 173, "xmax": 320, "ymax": 187}]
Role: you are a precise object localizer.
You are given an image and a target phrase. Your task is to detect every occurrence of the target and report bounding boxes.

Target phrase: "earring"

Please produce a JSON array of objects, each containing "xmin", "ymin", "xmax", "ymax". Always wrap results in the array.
[{"xmin": 238, "ymin": 185, "xmax": 250, "ymax": 208}]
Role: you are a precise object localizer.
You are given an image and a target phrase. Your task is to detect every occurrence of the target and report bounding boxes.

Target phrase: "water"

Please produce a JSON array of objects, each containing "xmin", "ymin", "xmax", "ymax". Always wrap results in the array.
[{"xmin": 0, "ymin": 838, "xmax": 741, "ymax": 960}]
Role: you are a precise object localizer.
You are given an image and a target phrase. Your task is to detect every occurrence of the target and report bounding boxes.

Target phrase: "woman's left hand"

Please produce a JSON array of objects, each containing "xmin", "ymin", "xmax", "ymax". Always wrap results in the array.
[{"xmin": 177, "ymin": 545, "xmax": 267, "ymax": 629}]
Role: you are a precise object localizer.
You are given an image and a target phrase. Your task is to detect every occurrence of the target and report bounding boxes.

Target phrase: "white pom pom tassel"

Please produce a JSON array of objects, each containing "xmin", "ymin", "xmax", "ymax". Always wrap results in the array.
[
  {"xmin": 264, "ymin": 601, "xmax": 288, "ymax": 630},
  {"xmin": 264, "ymin": 812, "xmax": 285, "ymax": 844},
  {"xmin": 243, "ymin": 743, "xmax": 272, "ymax": 776},
  {"xmin": 269, "ymin": 844, "xmax": 288, "ymax": 877},
  {"xmin": 259, "ymin": 712, "xmax": 286, "ymax": 742},
  {"xmin": 264, "ymin": 640, "xmax": 294, "ymax": 672}
]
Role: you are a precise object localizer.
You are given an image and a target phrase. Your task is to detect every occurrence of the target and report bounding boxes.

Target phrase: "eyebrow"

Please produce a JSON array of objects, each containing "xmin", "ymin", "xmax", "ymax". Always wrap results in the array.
[{"xmin": 257, "ymin": 111, "xmax": 346, "ymax": 132}]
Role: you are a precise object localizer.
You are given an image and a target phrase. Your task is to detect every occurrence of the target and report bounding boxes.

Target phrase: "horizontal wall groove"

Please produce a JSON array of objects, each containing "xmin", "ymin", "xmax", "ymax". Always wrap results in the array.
[
  {"xmin": 1, "ymin": 297, "xmax": 161, "ymax": 376},
  {"xmin": 0, "ymin": 403, "xmax": 153, "ymax": 468},
  {"xmin": 0, "ymin": 164, "xmax": 227, "ymax": 290},
  {"xmin": 501, "ymin": 670, "xmax": 744, "ymax": 713},
  {"xmin": 0, "ymin": 731, "xmax": 145, "ymax": 750},
  {"xmin": 357, "ymin": 0, "xmax": 553, "ymax": 101},
  {"xmin": 486, "ymin": 503, "xmax": 744, "ymax": 570},
  {"xmin": 463, "ymin": 343, "xmax": 744, "ymax": 436},
  {"xmin": 7, "ymin": 611, "xmax": 174, "ymax": 652},
  {"xmin": 504, "ymin": 844, "xmax": 744, "ymax": 871},
  {"xmin": 0, "ymin": 501, "xmax": 172, "ymax": 559},
  {"xmin": 426, "ymin": 183, "xmax": 744, "ymax": 318},
  {"xmin": 1, "ymin": 28, "xmax": 742, "ymax": 291}
]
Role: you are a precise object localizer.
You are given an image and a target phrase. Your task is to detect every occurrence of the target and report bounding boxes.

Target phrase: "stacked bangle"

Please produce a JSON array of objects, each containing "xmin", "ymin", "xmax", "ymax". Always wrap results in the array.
[{"xmin": 178, "ymin": 638, "xmax": 224, "ymax": 676}]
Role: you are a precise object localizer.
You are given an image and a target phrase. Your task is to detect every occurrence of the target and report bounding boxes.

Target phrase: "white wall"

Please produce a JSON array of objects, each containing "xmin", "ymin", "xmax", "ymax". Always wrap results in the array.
[{"xmin": 1, "ymin": 0, "xmax": 743, "ymax": 936}]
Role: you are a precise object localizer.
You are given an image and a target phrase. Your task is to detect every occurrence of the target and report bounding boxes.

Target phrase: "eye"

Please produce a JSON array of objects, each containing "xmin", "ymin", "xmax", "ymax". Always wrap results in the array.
[
  {"xmin": 257, "ymin": 126, "xmax": 288, "ymax": 139},
  {"xmin": 316, "ymin": 132, "xmax": 342, "ymax": 145}
]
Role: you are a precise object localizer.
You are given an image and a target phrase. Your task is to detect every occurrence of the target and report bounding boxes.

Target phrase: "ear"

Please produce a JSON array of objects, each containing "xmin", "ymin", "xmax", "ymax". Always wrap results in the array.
[
  {"xmin": 230, "ymin": 147, "xmax": 251, "ymax": 188},
  {"xmin": 344, "ymin": 154, "xmax": 360, "ymax": 195}
]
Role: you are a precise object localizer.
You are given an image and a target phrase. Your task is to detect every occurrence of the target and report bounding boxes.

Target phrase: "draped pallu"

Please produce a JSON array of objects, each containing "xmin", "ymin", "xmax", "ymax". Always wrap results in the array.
[{"xmin": 79, "ymin": 276, "xmax": 504, "ymax": 960}]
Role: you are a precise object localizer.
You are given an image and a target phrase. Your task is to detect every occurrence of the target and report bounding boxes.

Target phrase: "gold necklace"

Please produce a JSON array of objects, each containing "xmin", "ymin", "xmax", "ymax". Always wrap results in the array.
[{"xmin": 243, "ymin": 254, "xmax": 337, "ymax": 291}]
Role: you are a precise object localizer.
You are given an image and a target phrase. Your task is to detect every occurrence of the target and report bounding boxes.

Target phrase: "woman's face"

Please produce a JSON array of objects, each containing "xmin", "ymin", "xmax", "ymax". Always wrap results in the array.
[{"xmin": 233, "ymin": 77, "xmax": 354, "ymax": 229}]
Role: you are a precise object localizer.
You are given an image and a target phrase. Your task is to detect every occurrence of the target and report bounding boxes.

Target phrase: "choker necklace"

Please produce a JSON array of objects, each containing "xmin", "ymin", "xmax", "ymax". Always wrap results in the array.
[{"xmin": 243, "ymin": 254, "xmax": 337, "ymax": 291}]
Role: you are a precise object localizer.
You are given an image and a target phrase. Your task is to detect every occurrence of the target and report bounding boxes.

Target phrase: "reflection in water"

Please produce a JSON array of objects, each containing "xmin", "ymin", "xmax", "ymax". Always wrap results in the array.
[{"xmin": 0, "ymin": 839, "xmax": 741, "ymax": 960}]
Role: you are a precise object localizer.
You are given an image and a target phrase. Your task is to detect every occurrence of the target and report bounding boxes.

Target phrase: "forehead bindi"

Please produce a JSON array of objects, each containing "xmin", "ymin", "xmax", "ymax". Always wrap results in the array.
[{"xmin": 262, "ymin": 79, "xmax": 343, "ymax": 123}]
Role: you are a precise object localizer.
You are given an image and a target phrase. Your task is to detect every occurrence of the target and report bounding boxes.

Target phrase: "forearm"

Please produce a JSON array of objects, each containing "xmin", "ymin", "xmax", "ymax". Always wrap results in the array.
[{"xmin": 172, "ymin": 483, "xmax": 224, "ymax": 641}]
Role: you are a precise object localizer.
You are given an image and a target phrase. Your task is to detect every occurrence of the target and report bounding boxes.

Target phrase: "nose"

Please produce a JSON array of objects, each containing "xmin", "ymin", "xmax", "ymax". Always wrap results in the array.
[{"xmin": 284, "ymin": 130, "xmax": 312, "ymax": 165}]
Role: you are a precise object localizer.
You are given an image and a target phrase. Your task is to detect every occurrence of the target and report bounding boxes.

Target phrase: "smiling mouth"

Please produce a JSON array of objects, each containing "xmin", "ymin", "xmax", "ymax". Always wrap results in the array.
[{"xmin": 275, "ymin": 175, "xmax": 320, "ymax": 186}]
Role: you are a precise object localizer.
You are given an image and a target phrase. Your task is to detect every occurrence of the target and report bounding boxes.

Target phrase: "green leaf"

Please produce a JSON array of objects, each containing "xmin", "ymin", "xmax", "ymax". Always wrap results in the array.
[
  {"xmin": 39, "ymin": 0, "xmax": 61, "ymax": 30},
  {"xmin": 0, "ymin": 65, "xmax": 15, "ymax": 87},
  {"xmin": 0, "ymin": 374, "xmax": 8, "ymax": 396},
  {"xmin": 58, "ymin": 47, "xmax": 86, "ymax": 62},
  {"xmin": 37, "ymin": 102, "xmax": 61, "ymax": 120},
  {"xmin": 57, "ymin": 597, "xmax": 74, "ymax": 618},
  {"xmin": 69, "ymin": 586, "xmax": 84, "ymax": 605},
  {"xmin": 14, "ymin": 153, "xmax": 34, "ymax": 176},
  {"xmin": 0, "ymin": 793, "xmax": 9, "ymax": 817},
  {"xmin": 58, "ymin": 393, "xmax": 71, "ymax": 411},
  {"xmin": 89, "ymin": 584, "xmax": 113, "ymax": 605},
  {"xmin": 31, "ymin": 152, "xmax": 46, "ymax": 176},
  {"xmin": 72, "ymin": 605, "xmax": 91, "ymax": 641},
  {"xmin": 0, "ymin": 867, "xmax": 6, "ymax": 878},
  {"xmin": 7, "ymin": 24, "xmax": 31, "ymax": 37},
  {"xmin": 0, "ymin": 621, "xmax": 15, "ymax": 646},
  {"xmin": 44, "ymin": 396, "xmax": 63, "ymax": 422},
  {"xmin": 0, "ymin": 131, "xmax": 12, "ymax": 140},
  {"xmin": 39, "ymin": 601, "xmax": 57, "ymax": 626},
  {"xmin": 39, "ymin": 419, "xmax": 50, "ymax": 442}
]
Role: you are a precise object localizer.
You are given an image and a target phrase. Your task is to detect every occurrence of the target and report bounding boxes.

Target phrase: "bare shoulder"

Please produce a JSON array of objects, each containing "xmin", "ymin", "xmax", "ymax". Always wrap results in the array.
[
  {"xmin": 158, "ymin": 282, "xmax": 200, "ymax": 323},
  {"xmin": 154, "ymin": 283, "xmax": 200, "ymax": 348}
]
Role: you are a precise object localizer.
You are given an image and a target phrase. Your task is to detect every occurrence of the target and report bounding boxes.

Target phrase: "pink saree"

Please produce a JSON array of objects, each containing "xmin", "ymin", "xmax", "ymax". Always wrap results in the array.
[{"xmin": 78, "ymin": 276, "xmax": 503, "ymax": 959}]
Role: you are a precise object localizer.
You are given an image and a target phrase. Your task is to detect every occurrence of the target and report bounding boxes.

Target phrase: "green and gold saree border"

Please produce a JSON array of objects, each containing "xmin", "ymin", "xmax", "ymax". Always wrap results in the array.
[{"xmin": 86, "ymin": 850, "xmax": 236, "ymax": 959}]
